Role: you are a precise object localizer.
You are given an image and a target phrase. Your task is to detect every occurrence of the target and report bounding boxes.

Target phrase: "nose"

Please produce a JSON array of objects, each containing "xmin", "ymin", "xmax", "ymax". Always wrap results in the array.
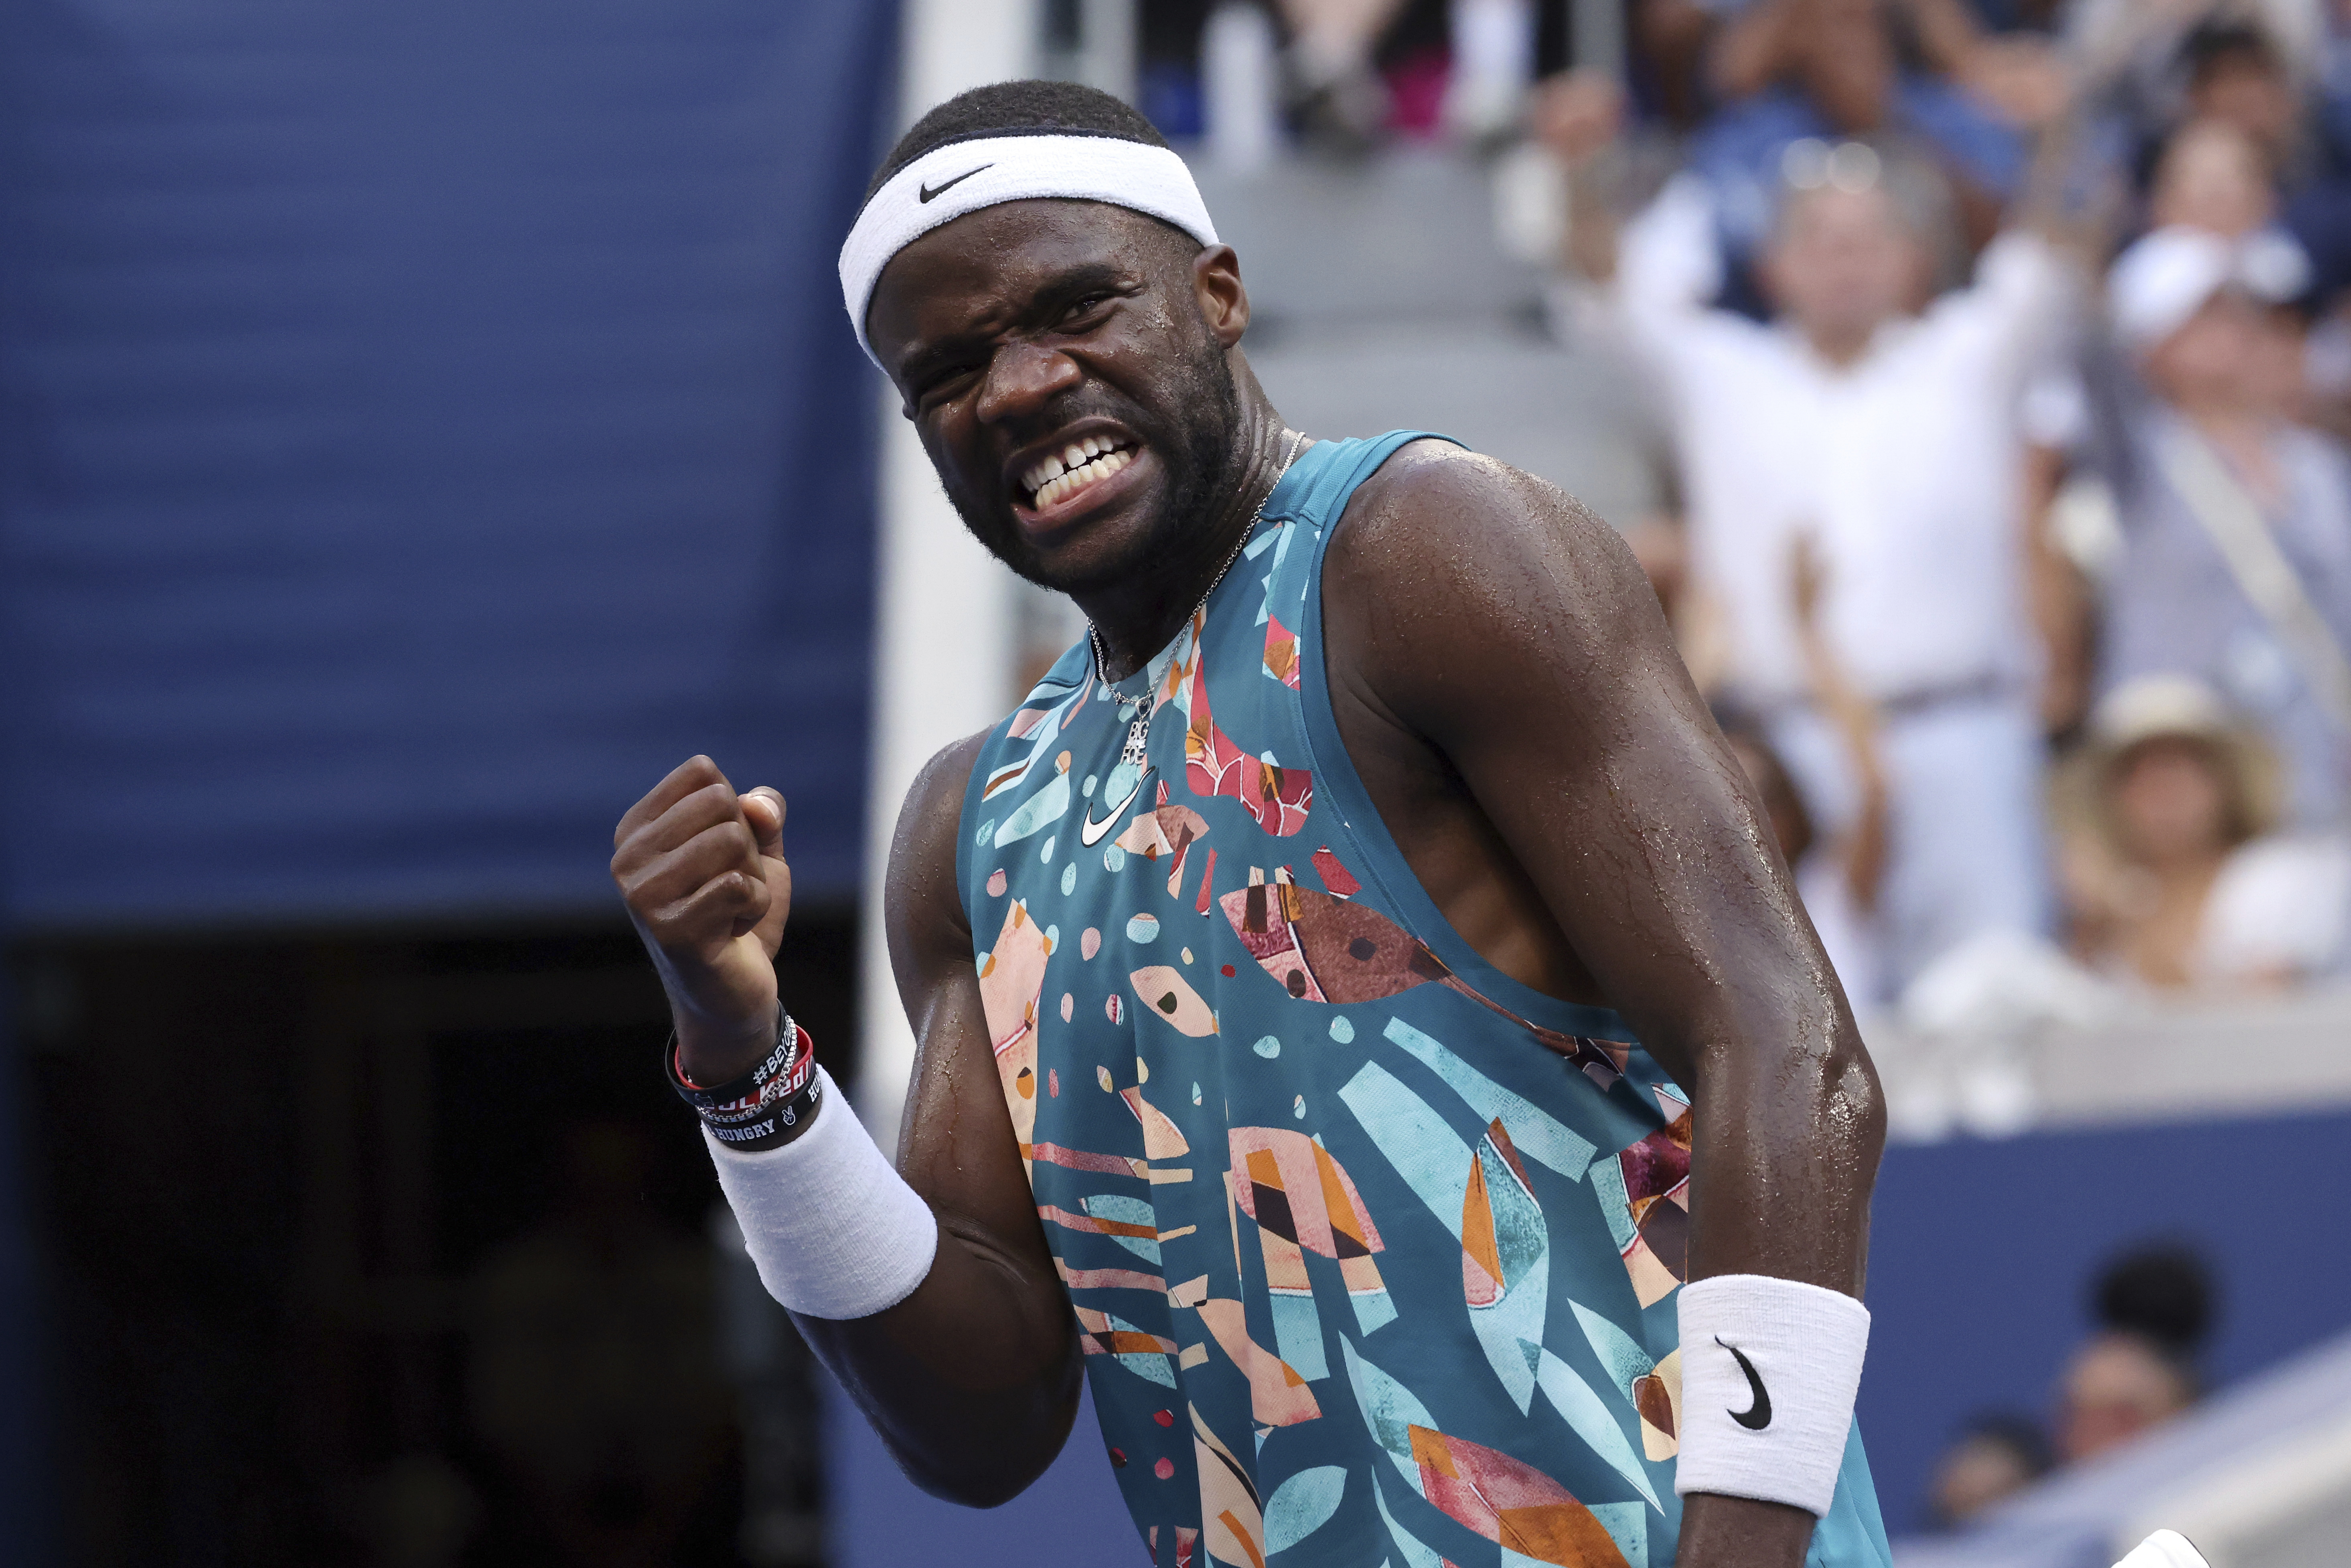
[{"xmin": 974, "ymin": 337, "xmax": 1081, "ymax": 425}]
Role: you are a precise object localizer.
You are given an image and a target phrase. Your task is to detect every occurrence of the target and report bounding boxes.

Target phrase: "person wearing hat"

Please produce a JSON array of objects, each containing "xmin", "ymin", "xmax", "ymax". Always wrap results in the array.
[
  {"xmin": 2094, "ymin": 224, "xmax": 2351, "ymax": 831},
  {"xmin": 2059, "ymin": 674, "xmax": 2351, "ymax": 986}
]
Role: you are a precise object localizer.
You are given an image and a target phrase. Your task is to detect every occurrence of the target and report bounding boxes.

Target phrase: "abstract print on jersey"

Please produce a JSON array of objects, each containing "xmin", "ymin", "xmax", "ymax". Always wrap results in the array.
[{"xmin": 956, "ymin": 433, "xmax": 1893, "ymax": 1568}]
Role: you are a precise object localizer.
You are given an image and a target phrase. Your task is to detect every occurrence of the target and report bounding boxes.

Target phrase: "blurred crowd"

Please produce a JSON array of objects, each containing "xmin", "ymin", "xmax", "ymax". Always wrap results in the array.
[
  {"xmin": 1145, "ymin": 0, "xmax": 2351, "ymax": 1017},
  {"xmin": 1929, "ymin": 1242, "xmax": 2218, "ymax": 1528}
]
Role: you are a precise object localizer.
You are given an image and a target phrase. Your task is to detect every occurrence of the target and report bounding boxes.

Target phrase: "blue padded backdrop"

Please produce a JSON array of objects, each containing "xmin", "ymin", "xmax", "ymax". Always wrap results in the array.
[{"xmin": 0, "ymin": 0, "xmax": 895, "ymax": 929}]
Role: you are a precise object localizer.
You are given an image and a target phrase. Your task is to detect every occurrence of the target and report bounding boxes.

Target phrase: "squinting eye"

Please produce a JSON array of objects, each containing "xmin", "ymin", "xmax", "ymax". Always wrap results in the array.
[{"xmin": 914, "ymin": 368, "xmax": 980, "ymax": 410}]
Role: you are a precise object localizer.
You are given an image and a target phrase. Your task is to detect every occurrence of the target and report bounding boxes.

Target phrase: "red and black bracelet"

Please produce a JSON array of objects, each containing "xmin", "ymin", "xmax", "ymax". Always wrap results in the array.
[{"xmin": 665, "ymin": 1005, "xmax": 822, "ymax": 1151}]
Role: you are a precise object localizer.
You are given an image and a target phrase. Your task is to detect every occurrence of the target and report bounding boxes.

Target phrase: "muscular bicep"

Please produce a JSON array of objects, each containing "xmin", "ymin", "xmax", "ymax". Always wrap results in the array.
[
  {"xmin": 882, "ymin": 733, "xmax": 1057, "ymax": 1268},
  {"xmin": 1325, "ymin": 451, "xmax": 1847, "ymax": 1080}
]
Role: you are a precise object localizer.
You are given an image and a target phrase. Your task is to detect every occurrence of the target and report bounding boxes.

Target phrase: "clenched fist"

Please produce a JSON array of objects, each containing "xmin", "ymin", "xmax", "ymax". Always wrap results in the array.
[{"xmin": 612, "ymin": 755, "xmax": 792, "ymax": 1085}]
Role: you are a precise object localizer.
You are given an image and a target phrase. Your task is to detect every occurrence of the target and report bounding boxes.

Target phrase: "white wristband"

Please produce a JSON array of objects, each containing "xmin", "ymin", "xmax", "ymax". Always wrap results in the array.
[
  {"xmin": 1673, "ymin": 1274, "xmax": 1870, "ymax": 1517},
  {"xmin": 704, "ymin": 1068, "xmax": 939, "ymax": 1320}
]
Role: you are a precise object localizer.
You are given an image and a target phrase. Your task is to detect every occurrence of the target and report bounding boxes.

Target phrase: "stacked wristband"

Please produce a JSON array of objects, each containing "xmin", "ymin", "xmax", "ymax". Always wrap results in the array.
[{"xmin": 666, "ymin": 1005, "xmax": 821, "ymax": 1152}]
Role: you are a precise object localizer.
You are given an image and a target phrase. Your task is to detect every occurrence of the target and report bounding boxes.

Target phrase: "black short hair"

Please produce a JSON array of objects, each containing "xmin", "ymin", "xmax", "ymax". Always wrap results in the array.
[
  {"xmin": 865, "ymin": 80, "xmax": 1169, "ymax": 206},
  {"xmin": 2182, "ymin": 20, "xmax": 2284, "ymax": 83},
  {"xmin": 2094, "ymin": 1242, "xmax": 2216, "ymax": 1362}
]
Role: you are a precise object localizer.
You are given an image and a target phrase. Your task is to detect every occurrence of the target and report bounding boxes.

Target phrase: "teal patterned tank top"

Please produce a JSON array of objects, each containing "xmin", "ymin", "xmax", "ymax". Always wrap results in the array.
[{"xmin": 956, "ymin": 433, "xmax": 1891, "ymax": 1568}]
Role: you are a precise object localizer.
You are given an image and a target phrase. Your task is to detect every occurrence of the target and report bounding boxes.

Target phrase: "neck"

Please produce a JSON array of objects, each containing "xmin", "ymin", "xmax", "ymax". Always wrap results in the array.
[
  {"xmin": 1804, "ymin": 320, "xmax": 1879, "ymax": 369},
  {"xmin": 1080, "ymin": 355, "xmax": 1293, "ymax": 680},
  {"xmin": 2175, "ymin": 395, "xmax": 2266, "ymax": 441},
  {"xmin": 2145, "ymin": 846, "xmax": 2227, "ymax": 889}
]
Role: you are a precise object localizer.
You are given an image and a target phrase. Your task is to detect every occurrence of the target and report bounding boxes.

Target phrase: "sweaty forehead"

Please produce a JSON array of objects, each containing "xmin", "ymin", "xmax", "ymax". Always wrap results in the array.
[{"xmin": 864, "ymin": 199, "xmax": 1194, "ymax": 357}]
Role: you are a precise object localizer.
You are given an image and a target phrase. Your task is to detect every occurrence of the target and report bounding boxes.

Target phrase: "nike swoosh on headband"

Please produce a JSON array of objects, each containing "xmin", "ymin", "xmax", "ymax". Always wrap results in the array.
[
  {"xmin": 1079, "ymin": 770, "xmax": 1149, "ymax": 846},
  {"xmin": 918, "ymin": 164, "xmax": 991, "ymax": 203},
  {"xmin": 1718, "ymin": 1337, "xmax": 1773, "ymax": 1430}
]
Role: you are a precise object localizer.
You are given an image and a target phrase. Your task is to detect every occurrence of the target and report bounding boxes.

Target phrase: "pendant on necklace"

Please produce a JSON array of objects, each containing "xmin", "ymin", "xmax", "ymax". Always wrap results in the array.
[{"xmin": 1119, "ymin": 712, "xmax": 1151, "ymax": 771}]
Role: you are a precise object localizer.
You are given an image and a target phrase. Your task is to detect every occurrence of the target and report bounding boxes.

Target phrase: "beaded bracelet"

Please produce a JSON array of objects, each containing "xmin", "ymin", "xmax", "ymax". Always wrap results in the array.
[{"xmin": 665, "ymin": 1004, "xmax": 821, "ymax": 1152}]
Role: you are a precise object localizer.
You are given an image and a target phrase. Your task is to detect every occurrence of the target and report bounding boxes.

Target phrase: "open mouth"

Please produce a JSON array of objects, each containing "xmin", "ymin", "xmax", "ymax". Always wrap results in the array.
[{"xmin": 1021, "ymin": 434, "xmax": 1138, "ymax": 512}]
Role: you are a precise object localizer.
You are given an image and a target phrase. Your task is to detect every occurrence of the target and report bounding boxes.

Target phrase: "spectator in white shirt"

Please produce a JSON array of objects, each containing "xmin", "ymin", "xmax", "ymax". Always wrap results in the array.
[
  {"xmin": 1715, "ymin": 537, "xmax": 1895, "ymax": 1009},
  {"xmin": 1541, "ymin": 74, "xmax": 2079, "ymax": 998}
]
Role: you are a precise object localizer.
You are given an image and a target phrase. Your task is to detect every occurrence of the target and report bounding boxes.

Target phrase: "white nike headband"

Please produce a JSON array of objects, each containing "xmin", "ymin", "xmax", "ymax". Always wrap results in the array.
[{"xmin": 838, "ymin": 132, "xmax": 1220, "ymax": 369}]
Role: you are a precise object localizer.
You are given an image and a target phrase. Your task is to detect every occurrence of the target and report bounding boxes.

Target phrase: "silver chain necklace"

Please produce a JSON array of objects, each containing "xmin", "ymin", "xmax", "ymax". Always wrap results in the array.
[{"xmin": 1089, "ymin": 428, "xmax": 1307, "ymax": 770}]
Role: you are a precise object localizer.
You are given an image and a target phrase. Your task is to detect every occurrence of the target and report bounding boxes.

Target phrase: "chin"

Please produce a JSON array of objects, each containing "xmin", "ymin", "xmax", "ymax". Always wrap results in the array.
[
  {"xmin": 963, "ymin": 496, "xmax": 1177, "ymax": 598},
  {"xmin": 1034, "ymin": 511, "xmax": 1183, "ymax": 596}
]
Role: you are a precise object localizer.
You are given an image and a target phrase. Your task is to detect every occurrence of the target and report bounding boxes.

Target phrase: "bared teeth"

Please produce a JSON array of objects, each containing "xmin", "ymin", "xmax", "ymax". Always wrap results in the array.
[
  {"xmin": 1030, "ymin": 446, "xmax": 1134, "ymax": 510},
  {"xmin": 1023, "ymin": 436, "xmax": 1135, "ymax": 497}
]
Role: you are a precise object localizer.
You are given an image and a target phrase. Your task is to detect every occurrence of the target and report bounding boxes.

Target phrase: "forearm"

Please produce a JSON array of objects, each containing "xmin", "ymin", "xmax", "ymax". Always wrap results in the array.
[
  {"xmin": 1676, "ymin": 1495, "xmax": 1818, "ymax": 1568},
  {"xmin": 1563, "ymin": 157, "xmax": 1622, "ymax": 284},
  {"xmin": 1669, "ymin": 1008, "xmax": 1882, "ymax": 1566},
  {"xmin": 1794, "ymin": 624, "xmax": 1890, "ymax": 908},
  {"xmin": 1795, "ymin": 626, "xmax": 1882, "ymax": 789},
  {"xmin": 1897, "ymin": 0, "xmax": 1982, "ymax": 76},
  {"xmin": 1683, "ymin": 1003, "xmax": 1883, "ymax": 1291},
  {"xmin": 1319, "ymin": 454, "xmax": 1886, "ymax": 1568},
  {"xmin": 797, "ymin": 1218, "xmax": 1083, "ymax": 1505},
  {"xmin": 702, "ymin": 1051, "xmax": 1080, "ymax": 1504},
  {"xmin": 1707, "ymin": 0, "xmax": 1793, "ymax": 99},
  {"xmin": 617, "ymin": 744, "xmax": 1078, "ymax": 1503},
  {"xmin": 782, "ymin": 727, "xmax": 1083, "ymax": 1503}
]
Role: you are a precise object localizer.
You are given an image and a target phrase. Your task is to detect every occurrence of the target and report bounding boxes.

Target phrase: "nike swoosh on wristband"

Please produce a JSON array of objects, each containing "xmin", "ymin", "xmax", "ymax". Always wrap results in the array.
[
  {"xmin": 1079, "ymin": 771, "xmax": 1148, "ymax": 846},
  {"xmin": 1718, "ymin": 1337, "xmax": 1773, "ymax": 1430},
  {"xmin": 918, "ymin": 164, "xmax": 991, "ymax": 203}
]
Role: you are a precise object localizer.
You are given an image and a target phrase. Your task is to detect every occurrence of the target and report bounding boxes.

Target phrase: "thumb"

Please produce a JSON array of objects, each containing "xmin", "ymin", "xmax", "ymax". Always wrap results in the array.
[{"xmin": 743, "ymin": 788, "xmax": 787, "ymax": 858}]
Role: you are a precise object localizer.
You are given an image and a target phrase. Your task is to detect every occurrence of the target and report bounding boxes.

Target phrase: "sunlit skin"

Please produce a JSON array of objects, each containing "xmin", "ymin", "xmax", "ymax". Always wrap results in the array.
[
  {"xmin": 1712, "ymin": 0, "xmax": 1897, "ymax": 134},
  {"xmin": 2247, "ymin": 304, "xmax": 2313, "ymax": 427},
  {"xmin": 2148, "ymin": 294, "xmax": 2268, "ymax": 412},
  {"xmin": 2150, "ymin": 119, "xmax": 2276, "ymax": 239},
  {"xmin": 2145, "ymin": 292, "xmax": 2291, "ymax": 512},
  {"xmin": 2112, "ymin": 739, "xmax": 2237, "ymax": 871},
  {"xmin": 1761, "ymin": 186, "xmax": 1933, "ymax": 368},
  {"xmin": 2098, "ymin": 737, "xmax": 2246, "ymax": 989},
  {"xmin": 612, "ymin": 197, "xmax": 1886, "ymax": 1565},
  {"xmin": 2189, "ymin": 50, "xmax": 2300, "ymax": 168}
]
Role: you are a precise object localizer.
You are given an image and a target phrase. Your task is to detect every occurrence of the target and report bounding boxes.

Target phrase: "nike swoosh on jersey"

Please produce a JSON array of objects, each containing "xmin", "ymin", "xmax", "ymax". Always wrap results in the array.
[{"xmin": 1079, "ymin": 771, "xmax": 1149, "ymax": 846}]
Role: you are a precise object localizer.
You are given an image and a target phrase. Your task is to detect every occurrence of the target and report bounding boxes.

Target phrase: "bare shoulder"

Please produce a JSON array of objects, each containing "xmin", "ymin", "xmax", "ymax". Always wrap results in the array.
[
  {"xmin": 900, "ymin": 730, "xmax": 989, "ymax": 834},
  {"xmin": 1322, "ymin": 438, "xmax": 1657, "ymax": 666},
  {"xmin": 1344, "ymin": 437, "xmax": 1569, "ymax": 521},
  {"xmin": 884, "ymin": 730, "xmax": 991, "ymax": 960}
]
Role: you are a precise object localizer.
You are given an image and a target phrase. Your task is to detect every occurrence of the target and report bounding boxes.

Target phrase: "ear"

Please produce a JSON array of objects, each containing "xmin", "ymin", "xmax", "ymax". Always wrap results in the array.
[{"xmin": 1192, "ymin": 245, "xmax": 1251, "ymax": 349}]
